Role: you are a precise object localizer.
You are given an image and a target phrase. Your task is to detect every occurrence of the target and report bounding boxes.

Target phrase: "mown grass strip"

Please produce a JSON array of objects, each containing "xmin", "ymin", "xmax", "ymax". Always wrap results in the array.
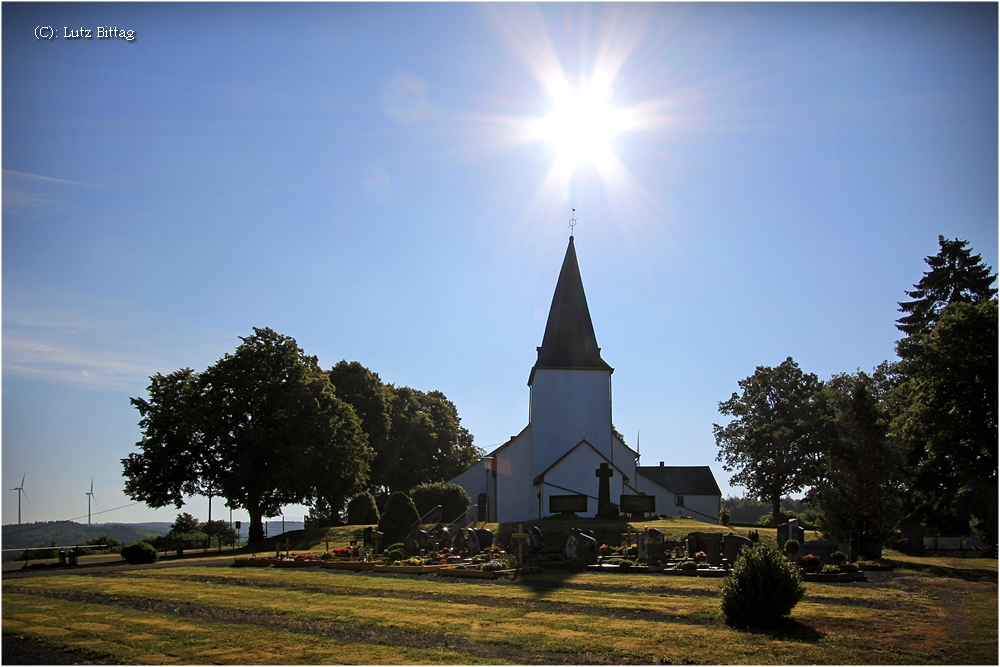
[{"xmin": 2, "ymin": 592, "xmax": 492, "ymax": 665}]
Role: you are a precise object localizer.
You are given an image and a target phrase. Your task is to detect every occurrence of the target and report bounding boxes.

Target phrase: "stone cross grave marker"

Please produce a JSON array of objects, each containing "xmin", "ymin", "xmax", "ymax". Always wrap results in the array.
[
  {"xmin": 324, "ymin": 529, "xmax": 332, "ymax": 554},
  {"xmin": 595, "ymin": 462, "xmax": 614, "ymax": 512},
  {"xmin": 511, "ymin": 524, "xmax": 530, "ymax": 567},
  {"xmin": 622, "ymin": 527, "xmax": 638, "ymax": 549}
]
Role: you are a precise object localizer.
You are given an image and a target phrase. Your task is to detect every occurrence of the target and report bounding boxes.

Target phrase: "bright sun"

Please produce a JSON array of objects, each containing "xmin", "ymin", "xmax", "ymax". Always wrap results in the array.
[{"xmin": 535, "ymin": 87, "xmax": 626, "ymax": 177}]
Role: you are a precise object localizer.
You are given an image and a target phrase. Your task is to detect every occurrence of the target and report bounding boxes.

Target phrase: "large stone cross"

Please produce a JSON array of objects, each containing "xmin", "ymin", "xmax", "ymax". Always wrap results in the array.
[{"xmin": 595, "ymin": 462, "xmax": 614, "ymax": 514}]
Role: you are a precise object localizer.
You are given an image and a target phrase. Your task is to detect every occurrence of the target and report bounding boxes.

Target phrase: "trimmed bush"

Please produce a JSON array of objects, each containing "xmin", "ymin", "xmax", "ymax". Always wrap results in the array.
[
  {"xmin": 720, "ymin": 542, "xmax": 805, "ymax": 626},
  {"xmin": 347, "ymin": 491, "xmax": 380, "ymax": 525},
  {"xmin": 121, "ymin": 541, "xmax": 159, "ymax": 565},
  {"xmin": 783, "ymin": 539, "xmax": 800, "ymax": 556},
  {"xmin": 830, "ymin": 550, "xmax": 847, "ymax": 565},
  {"xmin": 409, "ymin": 482, "xmax": 471, "ymax": 524},
  {"xmin": 377, "ymin": 491, "xmax": 420, "ymax": 545}
]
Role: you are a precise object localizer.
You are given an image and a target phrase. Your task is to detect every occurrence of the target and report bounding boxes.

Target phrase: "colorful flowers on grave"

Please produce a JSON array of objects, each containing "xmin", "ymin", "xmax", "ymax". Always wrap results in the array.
[
  {"xmin": 694, "ymin": 551, "xmax": 708, "ymax": 563},
  {"xmin": 796, "ymin": 554, "xmax": 822, "ymax": 572}
]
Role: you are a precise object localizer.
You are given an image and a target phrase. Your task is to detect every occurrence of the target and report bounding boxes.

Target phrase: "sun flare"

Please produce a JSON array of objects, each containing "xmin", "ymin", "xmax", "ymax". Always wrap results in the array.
[{"xmin": 535, "ymin": 87, "xmax": 628, "ymax": 177}]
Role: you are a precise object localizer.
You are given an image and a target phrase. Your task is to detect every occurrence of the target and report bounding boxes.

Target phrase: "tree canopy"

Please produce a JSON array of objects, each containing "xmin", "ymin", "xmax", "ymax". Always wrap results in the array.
[
  {"xmin": 714, "ymin": 357, "xmax": 829, "ymax": 526},
  {"xmin": 123, "ymin": 328, "xmax": 372, "ymax": 544},
  {"xmin": 894, "ymin": 299, "xmax": 998, "ymax": 541}
]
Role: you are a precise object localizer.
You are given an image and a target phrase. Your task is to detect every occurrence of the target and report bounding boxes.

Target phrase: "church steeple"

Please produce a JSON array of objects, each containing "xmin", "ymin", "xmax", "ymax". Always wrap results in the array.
[{"xmin": 529, "ymin": 236, "xmax": 613, "ymax": 385}]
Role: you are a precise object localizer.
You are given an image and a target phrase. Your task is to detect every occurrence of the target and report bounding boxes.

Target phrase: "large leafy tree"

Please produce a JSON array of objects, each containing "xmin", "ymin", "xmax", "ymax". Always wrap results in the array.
[
  {"xmin": 714, "ymin": 357, "xmax": 829, "ymax": 526},
  {"xmin": 894, "ymin": 299, "xmax": 998, "ymax": 541},
  {"xmin": 892, "ymin": 237, "xmax": 997, "ymax": 542},
  {"xmin": 896, "ymin": 236, "xmax": 997, "ymax": 336},
  {"xmin": 123, "ymin": 328, "xmax": 372, "ymax": 544},
  {"xmin": 327, "ymin": 361, "xmax": 393, "ymax": 488},
  {"xmin": 809, "ymin": 366, "xmax": 904, "ymax": 559},
  {"xmin": 380, "ymin": 387, "xmax": 483, "ymax": 494},
  {"xmin": 124, "ymin": 369, "xmax": 214, "ymax": 509}
]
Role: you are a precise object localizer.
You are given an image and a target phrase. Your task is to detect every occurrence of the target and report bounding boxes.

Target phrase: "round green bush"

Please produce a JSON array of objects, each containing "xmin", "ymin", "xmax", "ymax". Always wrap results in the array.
[
  {"xmin": 346, "ymin": 491, "xmax": 380, "ymax": 525},
  {"xmin": 121, "ymin": 541, "xmax": 159, "ymax": 565},
  {"xmin": 783, "ymin": 539, "xmax": 800, "ymax": 556},
  {"xmin": 377, "ymin": 491, "xmax": 420, "ymax": 546},
  {"xmin": 830, "ymin": 550, "xmax": 847, "ymax": 565},
  {"xmin": 720, "ymin": 542, "xmax": 805, "ymax": 626},
  {"xmin": 408, "ymin": 482, "xmax": 471, "ymax": 524}
]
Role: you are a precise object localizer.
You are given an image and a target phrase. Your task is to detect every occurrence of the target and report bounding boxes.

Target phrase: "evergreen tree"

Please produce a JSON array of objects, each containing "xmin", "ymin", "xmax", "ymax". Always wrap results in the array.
[{"xmin": 896, "ymin": 236, "xmax": 996, "ymax": 336}]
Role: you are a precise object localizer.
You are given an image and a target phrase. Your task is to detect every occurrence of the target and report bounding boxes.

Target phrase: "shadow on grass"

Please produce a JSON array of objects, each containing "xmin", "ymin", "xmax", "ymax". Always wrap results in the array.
[
  {"xmin": 890, "ymin": 559, "xmax": 998, "ymax": 583},
  {"xmin": 725, "ymin": 616, "xmax": 826, "ymax": 642}
]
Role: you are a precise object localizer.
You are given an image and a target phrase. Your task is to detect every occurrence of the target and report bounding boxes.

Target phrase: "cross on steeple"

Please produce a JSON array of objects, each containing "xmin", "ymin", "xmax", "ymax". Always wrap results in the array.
[{"xmin": 569, "ymin": 208, "xmax": 577, "ymax": 238}]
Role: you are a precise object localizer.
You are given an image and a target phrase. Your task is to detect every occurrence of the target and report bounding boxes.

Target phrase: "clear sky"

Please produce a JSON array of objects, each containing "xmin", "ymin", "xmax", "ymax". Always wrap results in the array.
[{"xmin": 3, "ymin": 2, "xmax": 997, "ymax": 527}]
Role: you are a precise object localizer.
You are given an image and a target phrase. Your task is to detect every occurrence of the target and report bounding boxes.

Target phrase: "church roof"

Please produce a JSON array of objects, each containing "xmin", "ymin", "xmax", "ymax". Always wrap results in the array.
[
  {"xmin": 529, "ymin": 236, "xmax": 613, "ymax": 385},
  {"xmin": 637, "ymin": 465, "xmax": 722, "ymax": 497}
]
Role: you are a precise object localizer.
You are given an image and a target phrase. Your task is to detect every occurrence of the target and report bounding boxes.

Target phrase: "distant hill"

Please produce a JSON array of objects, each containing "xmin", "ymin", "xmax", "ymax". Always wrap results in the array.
[{"xmin": 2, "ymin": 521, "xmax": 171, "ymax": 554}]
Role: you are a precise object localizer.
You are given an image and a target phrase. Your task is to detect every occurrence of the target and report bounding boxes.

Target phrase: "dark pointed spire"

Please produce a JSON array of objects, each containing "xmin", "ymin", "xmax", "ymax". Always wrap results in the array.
[{"xmin": 529, "ymin": 236, "xmax": 612, "ymax": 384}]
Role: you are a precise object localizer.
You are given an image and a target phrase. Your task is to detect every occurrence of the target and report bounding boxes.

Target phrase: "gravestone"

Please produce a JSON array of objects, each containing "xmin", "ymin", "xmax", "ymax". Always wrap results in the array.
[
  {"xmin": 473, "ymin": 528, "xmax": 494, "ymax": 551},
  {"xmin": 685, "ymin": 532, "xmax": 722, "ymax": 566},
  {"xmin": 549, "ymin": 494, "xmax": 588, "ymax": 517},
  {"xmin": 620, "ymin": 494, "xmax": 656, "ymax": 519},
  {"xmin": 405, "ymin": 528, "xmax": 431, "ymax": 555},
  {"xmin": 566, "ymin": 528, "xmax": 598, "ymax": 560},
  {"xmin": 637, "ymin": 527, "xmax": 665, "ymax": 560},
  {"xmin": 777, "ymin": 518, "xmax": 805, "ymax": 549},
  {"xmin": 506, "ymin": 525, "xmax": 543, "ymax": 556},
  {"xmin": 722, "ymin": 534, "xmax": 753, "ymax": 567},
  {"xmin": 430, "ymin": 523, "xmax": 454, "ymax": 549}
]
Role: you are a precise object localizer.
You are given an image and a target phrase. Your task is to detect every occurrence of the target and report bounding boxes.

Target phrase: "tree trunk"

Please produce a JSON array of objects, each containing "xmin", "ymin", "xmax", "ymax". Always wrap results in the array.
[
  {"xmin": 247, "ymin": 502, "xmax": 265, "ymax": 545},
  {"xmin": 772, "ymin": 495, "xmax": 782, "ymax": 527}
]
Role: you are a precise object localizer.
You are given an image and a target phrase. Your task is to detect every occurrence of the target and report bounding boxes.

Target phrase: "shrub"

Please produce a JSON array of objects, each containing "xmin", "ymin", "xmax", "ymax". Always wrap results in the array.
[
  {"xmin": 783, "ymin": 539, "xmax": 800, "ymax": 556},
  {"xmin": 377, "ymin": 491, "xmax": 420, "ymax": 545},
  {"xmin": 719, "ymin": 542, "xmax": 805, "ymax": 626},
  {"xmin": 719, "ymin": 505, "xmax": 731, "ymax": 526},
  {"xmin": 596, "ymin": 502, "xmax": 620, "ymax": 520},
  {"xmin": 346, "ymin": 491, "xmax": 380, "ymax": 525},
  {"xmin": 678, "ymin": 560, "xmax": 698, "ymax": 571},
  {"xmin": 408, "ymin": 482, "xmax": 471, "ymax": 524},
  {"xmin": 121, "ymin": 541, "xmax": 159, "ymax": 565},
  {"xmin": 830, "ymin": 550, "xmax": 847, "ymax": 565}
]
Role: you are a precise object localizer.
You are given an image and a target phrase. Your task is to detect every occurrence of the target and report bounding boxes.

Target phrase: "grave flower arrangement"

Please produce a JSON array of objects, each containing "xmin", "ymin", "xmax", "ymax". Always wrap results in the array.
[
  {"xmin": 693, "ymin": 551, "xmax": 708, "ymax": 564},
  {"xmin": 796, "ymin": 554, "xmax": 822, "ymax": 572}
]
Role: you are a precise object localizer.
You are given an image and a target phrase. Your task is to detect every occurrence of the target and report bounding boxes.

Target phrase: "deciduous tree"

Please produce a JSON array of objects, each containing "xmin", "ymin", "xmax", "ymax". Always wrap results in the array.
[
  {"xmin": 714, "ymin": 357, "xmax": 829, "ymax": 526},
  {"xmin": 810, "ymin": 366, "xmax": 904, "ymax": 559}
]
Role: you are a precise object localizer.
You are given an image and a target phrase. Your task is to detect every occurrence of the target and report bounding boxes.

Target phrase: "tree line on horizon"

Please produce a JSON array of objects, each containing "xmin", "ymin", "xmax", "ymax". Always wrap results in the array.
[
  {"xmin": 121, "ymin": 333, "xmax": 484, "ymax": 544},
  {"xmin": 715, "ymin": 236, "xmax": 997, "ymax": 559}
]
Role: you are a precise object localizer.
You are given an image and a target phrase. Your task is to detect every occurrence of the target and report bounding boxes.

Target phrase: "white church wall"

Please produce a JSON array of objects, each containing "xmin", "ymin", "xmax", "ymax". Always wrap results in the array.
[
  {"xmin": 539, "ymin": 442, "xmax": 631, "ymax": 519},
  {"xmin": 610, "ymin": 435, "xmax": 638, "ymax": 492},
  {"xmin": 634, "ymin": 474, "xmax": 719, "ymax": 524},
  {"xmin": 495, "ymin": 430, "xmax": 534, "ymax": 523},
  {"xmin": 530, "ymin": 368, "xmax": 612, "ymax": 477},
  {"xmin": 451, "ymin": 459, "xmax": 489, "ymax": 524}
]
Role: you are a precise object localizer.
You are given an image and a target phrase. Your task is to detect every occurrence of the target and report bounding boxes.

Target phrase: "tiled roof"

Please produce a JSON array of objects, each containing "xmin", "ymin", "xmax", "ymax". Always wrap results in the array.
[{"xmin": 637, "ymin": 465, "xmax": 722, "ymax": 496}]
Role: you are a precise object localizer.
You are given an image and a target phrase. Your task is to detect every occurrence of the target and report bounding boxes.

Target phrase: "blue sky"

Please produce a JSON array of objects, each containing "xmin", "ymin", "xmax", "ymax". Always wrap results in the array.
[{"xmin": 3, "ymin": 2, "xmax": 997, "ymax": 527}]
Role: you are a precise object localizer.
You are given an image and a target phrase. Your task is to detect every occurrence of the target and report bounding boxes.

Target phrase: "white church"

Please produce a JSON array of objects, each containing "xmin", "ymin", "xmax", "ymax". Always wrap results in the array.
[{"xmin": 451, "ymin": 234, "xmax": 722, "ymax": 524}]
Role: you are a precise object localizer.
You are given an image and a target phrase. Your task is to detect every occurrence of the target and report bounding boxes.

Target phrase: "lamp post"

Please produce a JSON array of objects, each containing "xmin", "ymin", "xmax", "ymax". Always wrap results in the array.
[{"xmin": 483, "ymin": 456, "xmax": 496, "ymax": 523}]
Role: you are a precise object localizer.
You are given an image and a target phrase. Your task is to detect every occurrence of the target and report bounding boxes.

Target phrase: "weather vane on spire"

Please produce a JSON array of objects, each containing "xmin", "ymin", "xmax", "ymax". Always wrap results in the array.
[{"xmin": 569, "ymin": 208, "xmax": 577, "ymax": 238}]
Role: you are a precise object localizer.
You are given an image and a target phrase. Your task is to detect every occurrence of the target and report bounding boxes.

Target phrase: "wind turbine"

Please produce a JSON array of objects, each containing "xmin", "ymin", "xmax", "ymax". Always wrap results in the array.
[
  {"xmin": 11, "ymin": 474, "xmax": 28, "ymax": 525},
  {"xmin": 86, "ymin": 478, "xmax": 98, "ymax": 525}
]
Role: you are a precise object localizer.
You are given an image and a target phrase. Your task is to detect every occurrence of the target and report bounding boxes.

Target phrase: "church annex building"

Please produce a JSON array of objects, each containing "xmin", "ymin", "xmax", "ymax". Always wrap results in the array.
[{"xmin": 451, "ymin": 235, "xmax": 721, "ymax": 524}]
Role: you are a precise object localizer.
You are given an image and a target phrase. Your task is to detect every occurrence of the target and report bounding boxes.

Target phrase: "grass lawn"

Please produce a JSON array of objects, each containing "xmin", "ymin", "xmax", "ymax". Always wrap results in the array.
[{"xmin": 3, "ymin": 547, "xmax": 995, "ymax": 664}]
